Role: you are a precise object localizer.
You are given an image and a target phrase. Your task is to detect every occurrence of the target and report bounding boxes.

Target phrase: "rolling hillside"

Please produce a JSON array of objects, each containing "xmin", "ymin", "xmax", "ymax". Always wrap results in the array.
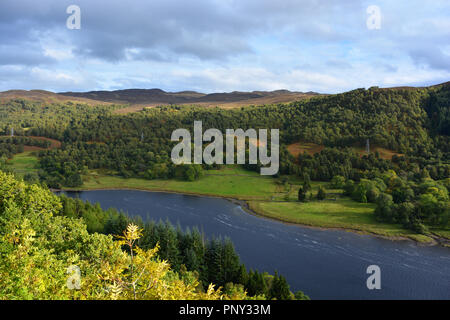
[{"xmin": 58, "ymin": 88, "xmax": 320, "ymax": 110}]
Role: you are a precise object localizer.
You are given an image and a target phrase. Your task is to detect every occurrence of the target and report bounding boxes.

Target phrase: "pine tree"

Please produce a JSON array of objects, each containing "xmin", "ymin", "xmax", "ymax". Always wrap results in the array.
[
  {"xmin": 317, "ymin": 186, "xmax": 326, "ymax": 200},
  {"xmin": 298, "ymin": 187, "xmax": 306, "ymax": 202},
  {"xmin": 221, "ymin": 238, "xmax": 241, "ymax": 284},
  {"xmin": 205, "ymin": 238, "xmax": 222, "ymax": 285},
  {"xmin": 269, "ymin": 271, "xmax": 291, "ymax": 300},
  {"xmin": 303, "ymin": 173, "xmax": 311, "ymax": 192}
]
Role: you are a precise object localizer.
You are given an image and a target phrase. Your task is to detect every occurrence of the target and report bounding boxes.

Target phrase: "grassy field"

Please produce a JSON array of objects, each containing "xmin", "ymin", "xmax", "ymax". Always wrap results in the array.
[
  {"xmin": 79, "ymin": 166, "xmax": 277, "ymax": 200},
  {"xmin": 6, "ymin": 151, "xmax": 39, "ymax": 177},
  {"xmin": 79, "ymin": 167, "xmax": 330, "ymax": 201},
  {"xmin": 3, "ymin": 136, "xmax": 60, "ymax": 177},
  {"xmin": 247, "ymin": 199, "xmax": 433, "ymax": 242},
  {"xmin": 430, "ymin": 228, "xmax": 450, "ymax": 240}
]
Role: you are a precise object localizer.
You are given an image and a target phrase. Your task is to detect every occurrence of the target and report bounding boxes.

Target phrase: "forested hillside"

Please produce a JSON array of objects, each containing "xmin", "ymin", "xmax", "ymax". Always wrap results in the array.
[
  {"xmin": 0, "ymin": 82, "xmax": 448, "ymax": 240},
  {"xmin": 0, "ymin": 99, "xmax": 122, "ymax": 139},
  {"xmin": 23, "ymin": 82, "xmax": 449, "ymax": 185}
]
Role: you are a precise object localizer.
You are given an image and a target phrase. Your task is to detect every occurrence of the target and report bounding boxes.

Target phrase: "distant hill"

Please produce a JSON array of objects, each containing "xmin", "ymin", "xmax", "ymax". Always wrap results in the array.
[
  {"xmin": 0, "ymin": 90, "xmax": 111, "ymax": 105},
  {"xmin": 0, "ymin": 88, "xmax": 320, "ymax": 111},
  {"xmin": 58, "ymin": 88, "xmax": 320, "ymax": 109},
  {"xmin": 2, "ymin": 82, "xmax": 449, "ymax": 112}
]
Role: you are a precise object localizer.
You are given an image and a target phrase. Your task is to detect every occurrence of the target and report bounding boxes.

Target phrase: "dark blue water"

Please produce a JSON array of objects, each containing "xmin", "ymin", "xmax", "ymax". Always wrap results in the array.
[{"xmin": 61, "ymin": 190, "xmax": 450, "ymax": 300}]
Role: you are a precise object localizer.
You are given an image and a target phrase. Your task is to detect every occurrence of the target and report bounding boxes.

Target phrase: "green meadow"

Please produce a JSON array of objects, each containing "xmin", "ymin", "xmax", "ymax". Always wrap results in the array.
[
  {"xmin": 79, "ymin": 166, "xmax": 277, "ymax": 200},
  {"xmin": 247, "ymin": 199, "xmax": 434, "ymax": 242},
  {"xmin": 6, "ymin": 152, "xmax": 39, "ymax": 177}
]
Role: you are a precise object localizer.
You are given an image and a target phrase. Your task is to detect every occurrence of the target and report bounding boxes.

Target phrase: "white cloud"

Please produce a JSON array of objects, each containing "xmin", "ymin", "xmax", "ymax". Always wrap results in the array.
[
  {"xmin": 43, "ymin": 48, "xmax": 74, "ymax": 61},
  {"xmin": 0, "ymin": 0, "xmax": 449, "ymax": 92}
]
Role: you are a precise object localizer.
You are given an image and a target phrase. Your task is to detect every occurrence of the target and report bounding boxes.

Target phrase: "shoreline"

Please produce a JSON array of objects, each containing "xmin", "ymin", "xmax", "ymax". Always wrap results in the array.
[
  {"xmin": 54, "ymin": 186, "xmax": 450, "ymax": 247},
  {"xmin": 233, "ymin": 198, "xmax": 449, "ymax": 247}
]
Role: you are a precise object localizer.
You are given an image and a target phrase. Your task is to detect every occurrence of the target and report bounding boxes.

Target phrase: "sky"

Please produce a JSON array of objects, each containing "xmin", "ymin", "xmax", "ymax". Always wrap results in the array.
[{"xmin": 0, "ymin": 0, "xmax": 449, "ymax": 93}]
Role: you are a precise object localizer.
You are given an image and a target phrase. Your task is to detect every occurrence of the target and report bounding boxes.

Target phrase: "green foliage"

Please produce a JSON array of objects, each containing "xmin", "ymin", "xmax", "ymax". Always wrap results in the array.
[
  {"xmin": 330, "ymin": 175, "xmax": 346, "ymax": 189},
  {"xmin": 0, "ymin": 171, "xmax": 254, "ymax": 300},
  {"xmin": 353, "ymin": 183, "xmax": 368, "ymax": 203},
  {"xmin": 56, "ymin": 191, "xmax": 299, "ymax": 299},
  {"xmin": 295, "ymin": 290, "xmax": 310, "ymax": 300},
  {"xmin": 298, "ymin": 187, "xmax": 306, "ymax": 202},
  {"xmin": 371, "ymin": 174, "xmax": 449, "ymax": 231},
  {"xmin": 1, "ymin": 84, "xmax": 449, "ymax": 253},
  {"xmin": 302, "ymin": 173, "xmax": 311, "ymax": 192},
  {"xmin": 0, "ymin": 99, "xmax": 121, "ymax": 139},
  {"xmin": 316, "ymin": 186, "xmax": 326, "ymax": 200},
  {"xmin": 2, "ymin": 84, "xmax": 444, "ymax": 187},
  {"xmin": 0, "ymin": 137, "xmax": 50, "ymax": 160},
  {"xmin": 268, "ymin": 271, "xmax": 292, "ymax": 300},
  {"xmin": 424, "ymin": 83, "xmax": 450, "ymax": 135}
]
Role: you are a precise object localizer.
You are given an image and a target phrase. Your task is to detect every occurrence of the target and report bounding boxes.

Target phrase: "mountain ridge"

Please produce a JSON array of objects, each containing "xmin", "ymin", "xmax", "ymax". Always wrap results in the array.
[
  {"xmin": 0, "ymin": 88, "xmax": 321, "ymax": 110},
  {"xmin": 1, "ymin": 81, "xmax": 449, "ymax": 110},
  {"xmin": 57, "ymin": 88, "xmax": 321, "ymax": 106}
]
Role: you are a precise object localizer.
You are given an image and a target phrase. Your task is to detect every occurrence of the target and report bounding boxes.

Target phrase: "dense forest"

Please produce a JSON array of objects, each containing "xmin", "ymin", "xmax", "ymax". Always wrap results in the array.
[
  {"xmin": 0, "ymin": 171, "xmax": 306, "ymax": 300},
  {"xmin": 0, "ymin": 99, "xmax": 122, "ymax": 139},
  {"xmin": 1, "ymin": 84, "xmax": 448, "ymax": 187},
  {"xmin": 30, "ymin": 84, "xmax": 449, "ymax": 187}
]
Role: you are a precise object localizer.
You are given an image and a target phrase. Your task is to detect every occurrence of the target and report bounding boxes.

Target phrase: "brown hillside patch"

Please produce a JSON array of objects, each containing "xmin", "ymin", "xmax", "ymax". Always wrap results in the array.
[
  {"xmin": 287, "ymin": 142, "xmax": 324, "ymax": 158},
  {"xmin": 58, "ymin": 89, "xmax": 320, "ymax": 109},
  {"xmin": 287, "ymin": 141, "xmax": 402, "ymax": 160},
  {"xmin": 113, "ymin": 104, "xmax": 158, "ymax": 114},
  {"xmin": 86, "ymin": 141, "xmax": 106, "ymax": 145},
  {"xmin": 188, "ymin": 92, "xmax": 318, "ymax": 109},
  {"xmin": 23, "ymin": 145, "xmax": 45, "ymax": 152},
  {"xmin": 29, "ymin": 136, "xmax": 61, "ymax": 149},
  {"xmin": 114, "ymin": 105, "xmax": 145, "ymax": 114},
  {"xmin": 109, "ymin": 92, "xmax": 321, "ymax": 114},
  {"xmin": 0, "ymin": 90, "xmax": 112, "ymax": 105}
]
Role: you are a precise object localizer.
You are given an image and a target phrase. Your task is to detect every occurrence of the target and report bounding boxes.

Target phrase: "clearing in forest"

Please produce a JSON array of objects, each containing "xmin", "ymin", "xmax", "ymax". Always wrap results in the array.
[{"xmin": 287, "ymin": 142, "xmax": 325, "ymax": 158}]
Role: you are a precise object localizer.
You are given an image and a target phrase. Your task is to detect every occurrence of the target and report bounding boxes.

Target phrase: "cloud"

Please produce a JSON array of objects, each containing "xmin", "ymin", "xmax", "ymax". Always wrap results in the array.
[
  {"xmin": 0, "ymin": 65, "xmax": 98, "ymax": 92},
  {"xmin": 0, "ymin": 0, "xmax": 449, "ymax": 92},
  {"xmin": 408, "ymin": 47, "xmax": 450, "ymax": 70}
]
